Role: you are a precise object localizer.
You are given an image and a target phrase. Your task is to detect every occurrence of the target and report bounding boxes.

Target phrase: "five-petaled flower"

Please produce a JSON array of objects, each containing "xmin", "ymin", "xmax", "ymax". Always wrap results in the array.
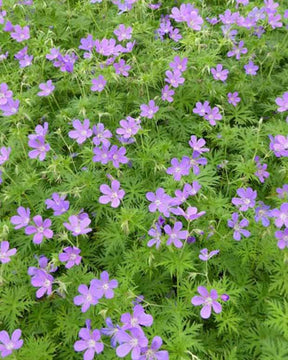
[
  {"xmin": 99, "ymin": 180, "xmax": 125, "ymax": 208},
  {"xmin": 191, "ymin": 286, "xmax": 222, "ymax": 319},
  {"xmin": 90, "ymin": 271, "xmax": 118, "ymax": 299},
  {"xmin": 25, "ymin": 215, "xmax": 53, "ymax": 244},
  {"xmin": 0, "ymin": 329, "xmax": 23, "ymax": 358}
]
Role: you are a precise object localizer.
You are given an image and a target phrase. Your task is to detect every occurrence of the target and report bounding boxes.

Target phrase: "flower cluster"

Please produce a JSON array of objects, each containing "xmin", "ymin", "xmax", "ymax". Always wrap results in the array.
[
  {"xmin": 46, "ymin": 48, "xmax": 78, "ymax": 73},
  {"xmin": 0, "ymin": 83, "xmax": 19, "ymax": 116},
  {"xmin": 28, "ymin": 122, "xmax": 51, "ymax": 161}
]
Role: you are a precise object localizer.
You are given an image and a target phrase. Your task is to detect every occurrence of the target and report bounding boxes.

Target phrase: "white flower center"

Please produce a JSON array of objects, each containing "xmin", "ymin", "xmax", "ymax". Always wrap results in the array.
[
  {"xmin": 6, "ymin": 342, "xmax": 14, "ymax": 350},
  {"xmin": 87, "ymin": 339, "xmax": 96, "ymax": 348}
]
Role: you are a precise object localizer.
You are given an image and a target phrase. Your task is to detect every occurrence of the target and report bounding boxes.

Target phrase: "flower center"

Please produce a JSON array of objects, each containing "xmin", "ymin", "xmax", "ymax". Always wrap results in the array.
[
  {"xmin": 44, "ymin": 279, "xmax": 51, "ymax": 288},
  {"xmin": 74, "ymin": 226, "xmax": 81, "ymax": 234},
  {"xmin": 87, "ymin": 339, "xmax": 96, "ymax": 348},
  {"xmin": 130, "ymin": 317, "xmax": 138, "ymax": 327},
  {"xmin": 6, "ymin": 342, "xmax": 14, "ymax": 350},
  {"xmin": 70, "ymin": 253, "xmax": 77, "ymax": 261},
  {"xmin": 205, "ymin": 297, "xmax": 213, "ymax": 305},
  {"xmin": 130, "ymin": 338, "xmax": 138, "ymax": 347},
  {"xmin": 103, "ymin": 283, "xmax": 109, "ymax": 290}
]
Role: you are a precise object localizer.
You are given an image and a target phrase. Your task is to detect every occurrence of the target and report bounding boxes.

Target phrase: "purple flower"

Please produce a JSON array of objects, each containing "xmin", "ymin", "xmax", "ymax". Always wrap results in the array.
[
  {"xmin": 227, "ymin": 41, "xmax": 248, "ymax": 60},
  {"xmin": 276, "ymin": 92, "xmax": 288, "ymax": 112},
  {"xmin": 186, "ymin": 181, "xmax": 202, "ymax": 196},
  {"xmin": 232, "ymin": 187, "xmax": 257, "ymax": 211},
  {"xmin": 140, "ymin": 100, "xmax": 159, "ymax": 119},
  {"xmin": 93, "ymin": 145, "xmax": 111, "ymax": 164},
  {"xmin": 90, "ymin": 271, "xmax": 118, "ymax": 299},
  {"xmin": 166, "ymin": 156, "xmax": 191, "ymax": 181},
  {"xmin": 146, "ymin": 188, "xmax": 172, "ymax": 216},
  {"xmin": 0, "ymin": 50, "xmax": 8, "ymax": 61},
  {"xmin": 11, "ymin": 25, "xmax": 30, "ymax": 42},
  {"xmin": 25, "ymin": 215, "xmax": 53, "ymax": 244},
  {"xmin": 164, "ymin": 221, "xmax": 188, "ymax": 248},
  {"xmin": 189, "ymin": 136, "xmax": 209, "ymax": 155},
  {"xmin": 228, "ymin": 212, "xmax": 250, "ymax": 241},
  {"xmin": 99, "ymin": 180, "xmax": 125, "ymax": 208},
  {"xmin": 199, "ymin": 248, "xmax": 219, "ymax": 261},
  {"xmin": 269, "ymin": 135, "xmax": 288, "ymax": 157},
  {"xmin": 193, "ymin": 101, "xmax": 211, "ymax": 117},
  {"xmin": 0, "ymin": 241, "xmax": 17, "ymax": 264},
  {"xmin": 0, "ymin": 10, "xmax": 6, "ymax": 25},
  {"xmin": 28, "ymin": 136, "xmax": 50, "ymax": 161},
  {"xmin": 139, "ymin": 336, "xmax": 169, "ymax": 360},
  {"xmin": 171, "ymin": 206, "xmax": 205, "ymax": 221},
  {"xmin": 157, "ymin": 16, "xmax": 173, "ymax": 37},
  {"xmin": 114, "ymin": 59, "xmax": 131, "ymax": 77},
  {"xmin": 52, "ymin": 51, "xmax": 78, "ymax": 73},
  {"xmin": 244, "ymin": 61, "xmax": 259, "ymax": 75},
  {"xmin": 74, "ymin": 283, "xmax": 99, "ymax": 312},
  {"xmin": 191, "ymin": 286, "xmax": 222, "ymax": 319},
  {"xmin": 147, "ymin": 223, "xmax": 162, "ymax": 249},
  {"xmin": 92, "ymin": 123, "xmax": 112, "ymax": 147},
  {"xmin": 74, "ymin": 323, "xmax": 104, "ymax": 359},
  {"xmin": 165, "ymin": 70, "xmax": 185, "ymax": 88},
  {"xmin": 219, "ymin": 9, "xmax": 239, "ymax": 25},
  {"xmin": 207, "ymin": 16, "xmax": 219, "ymax": 25},
  {"xmin": 30, "ymin": 269, "xmax": 54, "ymax": 298},
  {"xmin": 255, "ymin": 201, "xmax": 271, "ymax": 227},
  {"xmin": 0, "ymin": 329, "xmax": 23, "ymax": 358},
  {"xmin": 0, "ymin": 83, "xmax": 13, "ymax": 105},
  {"xmin": 236, "ymin": 0, "xmax": 249, "ymax": 5},
  {"xmin": 169, "ymin": 56, "xmax": 188, "ymax": 72},
  {"xmin": 64, "ymin": 215, "xmax": 92, "ymax": 236},
  {"xmin": 79, "ymin": 34, "xmax": 94, "ymax": 58},
  {"xmin": 170, "ymin": 4, "xmax": 203, "ymax": 30},
  {"xmin": 37, "ymin": 80, "xmax": 55, "ymax": 97},
  {"xmin": 108, "ymin": 145, "xmax": 129, "ymax": 168},
  {"xmin": 45, "ymin": 193, "xmax": 70, "ymax": 216},
  {"xmin": 204, "ymin": 106, "xmax": 222, "ymax": 126},
  {"xmin": 28, "ymin": 255, "xmax": 58, "ymax": 276},
  {"xmin": 121, "ymin": 304, "xmax": 153, "ymax": 330},
  {"xmin": 161, "ymin": 85, "xmax": 174, "ymax": 102},
  {"xmin": 0, "ymin": 98, "xmax": 19, "ymax": 116},
  {"xmin": 211, "ymin": 64, "xmax": 229, "ymax": 82},
  {"xmin": 189, "ymin": 152, "xmax": 207, "ymax": 175},
  {"xmin": 268, "ymin": 13, "xmax": 282, "ymax": 29},
  {"xmin": 0, "ymin": 146, "xmax": 11, "ymax": 165},
  {"xmin": 68, "ymin": 119, "xmax": 92, "ymax": 144},
  {"xmin": 18, "ymin": 54, "xmax": 33, "ymax": 68},
  {"xmin": 114, "ymin": 24, "xmax": 132, "ymax": 41},
  {"xmin": 227, "ymin": 92, "xmax": 241, "ymax": 106},
  {"xmin": 46, "ymin": 48, "xmax": 60, "ymax": 61},
  {"xmin": 271, "ymin": 203, "xmax": 288, "ymax": 228},
  {"xmin": 14, "ymin": 46, "xmax": 28, "ymax": 61},
  {"xmin": 29, "ymin": 122, "xmax": 49, "ymax": 139},
  {"xmin": 169, "ymin": 28, "xmax": 182, "ymax": 42},
  {"xmin": 95, "ymin": 38, "xmax": 120, "ymax": 56},
  {"xmin": 91, "ymin": 75, "xmax": 106, "ymax": 92},
  {"xmin": 59, "ymin": 246, "xmax": 81, "ymax": 268},
  {"xmin": 276, "ymin": 184, "xmax": 288, "ymax": 199},
  {"xmin": 10, "ymin": 206, "xmax": 30, "ymax": 229},
  {"xmin": 116, "ymin": 116, "xmax": 141, "ymax": 139},
  {"xmin": 116, "ymin": 328, "xmax": 148, "ymax": 359},
  {"xmin": 254, "ymin": 157, "xmax": 269, "ymax": 183},
  {"xmin": 101, "ymin": 318, "xmax": 121, "ymax": 348},
  {"xmin": 275, "ymin": 228, "xmax": 288, "ymax": 249}
]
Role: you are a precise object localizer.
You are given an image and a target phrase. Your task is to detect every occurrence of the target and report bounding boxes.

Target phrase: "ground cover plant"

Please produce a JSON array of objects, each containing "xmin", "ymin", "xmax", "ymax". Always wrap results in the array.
[{"xmin": 0, "ymin": 0, "xmax": 288, "ymax": 359}]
